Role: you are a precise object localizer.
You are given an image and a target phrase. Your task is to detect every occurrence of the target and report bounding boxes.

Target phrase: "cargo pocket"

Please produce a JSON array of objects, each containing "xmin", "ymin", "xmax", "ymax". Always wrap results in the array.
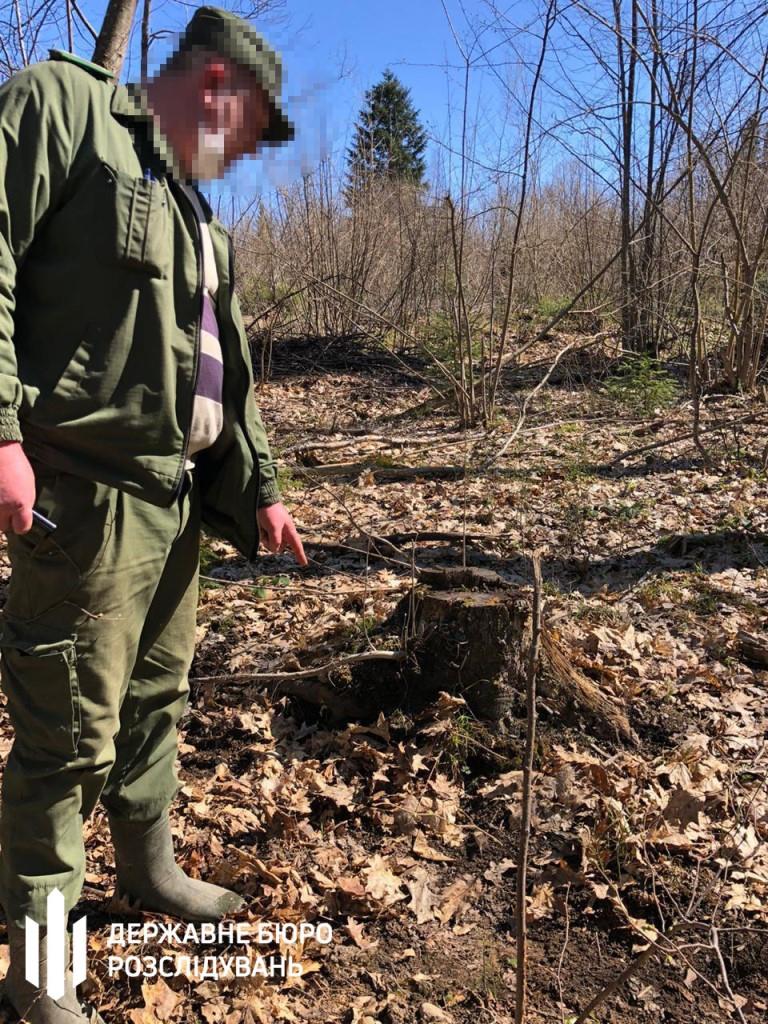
[
  {"xmin": 102, "ymin": 161, "xmax": 171, "ymax": 278},
  {"xmin": 4, "ymin": 467, "xmax": 118, "ymax": 624},
  {"xmin": 0, "ymin": 619, "xmax": 81, "ymax": 764}
]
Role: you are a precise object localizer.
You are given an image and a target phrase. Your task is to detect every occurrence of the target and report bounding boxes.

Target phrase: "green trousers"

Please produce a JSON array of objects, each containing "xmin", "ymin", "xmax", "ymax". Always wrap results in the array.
[{"xmin": 0, "ymin": 456, "xmax": 201, "ymax": 928}]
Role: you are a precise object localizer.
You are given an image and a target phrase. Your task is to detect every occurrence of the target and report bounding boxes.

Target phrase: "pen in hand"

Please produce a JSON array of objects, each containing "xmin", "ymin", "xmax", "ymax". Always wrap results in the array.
[{"xmin": 32, "ymin": 508, "xmax": 57, "ymax": 532}]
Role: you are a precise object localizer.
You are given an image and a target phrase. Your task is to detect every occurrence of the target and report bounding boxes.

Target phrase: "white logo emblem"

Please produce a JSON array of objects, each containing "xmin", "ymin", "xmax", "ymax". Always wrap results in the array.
[{"xmin": 24, "ymin": 888, "xmax": 87, "ymax": 997}]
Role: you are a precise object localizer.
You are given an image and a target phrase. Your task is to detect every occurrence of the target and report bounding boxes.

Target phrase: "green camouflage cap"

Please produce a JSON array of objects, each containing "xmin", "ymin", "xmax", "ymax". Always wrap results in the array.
[{"xmin": 177, "ymin": 5, "xmax": 294, "ymax": 145}]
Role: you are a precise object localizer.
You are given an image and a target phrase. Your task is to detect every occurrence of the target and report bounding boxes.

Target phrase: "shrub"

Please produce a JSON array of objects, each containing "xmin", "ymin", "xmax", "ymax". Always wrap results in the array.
[{"xmin": 602, "ymin": 354, "xmax": 681, "ymax": 415}]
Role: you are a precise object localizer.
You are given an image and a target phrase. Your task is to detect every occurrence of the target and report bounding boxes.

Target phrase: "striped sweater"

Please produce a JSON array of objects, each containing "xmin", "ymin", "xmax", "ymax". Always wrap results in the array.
[{"xmin": 178, "ymin": 182, "xmax": 224, "ymax": 469}]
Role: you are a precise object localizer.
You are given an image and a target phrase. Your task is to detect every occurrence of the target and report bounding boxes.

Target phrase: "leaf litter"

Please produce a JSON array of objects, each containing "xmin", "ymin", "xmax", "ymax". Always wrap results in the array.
[{"xmin": 0, "ymin": 336, "xmax": 766, "ymax": 1022}]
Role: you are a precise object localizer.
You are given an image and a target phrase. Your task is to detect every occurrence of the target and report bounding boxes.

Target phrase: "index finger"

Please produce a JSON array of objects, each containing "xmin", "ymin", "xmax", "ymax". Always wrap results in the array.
[{"xmin": 285, "ymin": 521, "xmax": 308, "ymax": 567}]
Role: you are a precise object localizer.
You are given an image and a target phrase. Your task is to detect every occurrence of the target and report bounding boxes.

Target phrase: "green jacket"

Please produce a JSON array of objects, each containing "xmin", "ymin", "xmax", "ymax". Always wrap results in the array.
[{"xmin": 0, "ymin": 50, "xmax": 281, "ymax": 560}]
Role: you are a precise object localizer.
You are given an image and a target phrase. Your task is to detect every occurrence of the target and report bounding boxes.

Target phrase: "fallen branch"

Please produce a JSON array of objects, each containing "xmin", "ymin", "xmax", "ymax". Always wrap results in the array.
[
  {"xmin": 281, "ymin": 435, "xmax": 411, "ymax": 457},
  {"xmin": 606, "ymin": 411, "xmax": 765, "ymax": 468},
  {"xmin": 281, "ymin": 429, "xmax": 484, "ymax": 458},
  {"xmin": 190, "ymin": 649, "xmax": 407, "ymax": 687},
  {"xmin": 191, "ymin": 650, "xmax": 408, "ymax": 717},
  {"xmin": 292, "ymin": 462, "xmax": 466, "ymax": 482},
  {"xmin": 737, "ymin": 628, "xmax": 768, "ymax": 667},
  {"xmin": 345, "ymin": 529, "xmax": 517, "ymax": 548}
]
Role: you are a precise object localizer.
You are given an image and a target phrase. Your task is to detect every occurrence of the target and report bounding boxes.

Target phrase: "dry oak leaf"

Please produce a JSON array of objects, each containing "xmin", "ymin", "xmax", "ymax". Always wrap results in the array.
[
  {"xmin": 722, "ymin": 824, "xmax": 761, "ymax": 865},
  {"xmin": 477, "ymin": 770, "xmax": 530, "ymax": 799},
  {"xmin": 412, "ymin": 830, "xmax": 455, "ymax": 863},
  {"xmin": 526, "ymin": 882, "xmax": 559, "ymax": 922},
  {"xmin": 313, "ymin": 844, "xmax": 349, "ymax": 874},
  {"xmin": 309, "ymin": 776, "xmax": 357, "ymax": 810},
  {"xmin": 201, "ymin": 1000, "xmax": 228, "ymax": 1024},
  {"xmin": 335, "ymin": 874, "xmax": 371, "ymax": 913},
  {"xmin": 308, "ymin": 867, "xmax": 337, "ymax": 891},
  {"xmin": 289, "ymin": 957, "xmax": 323, "ymax": 979},
  {"xmin": 344, "ymin": 995, "xmax": 389, "ymax": 1023},
  {"xmin": 188, "ymin": 799, "xmax": 213, "ymax": 822},
  {"xmin": 127, "ymin": 980, "xmax": 183, "ymax": 1023},
  {"xmin": 345, "ymin": 917, "xmax": 379, "ymax": 950},
  {"xmin": 662, "ymin": 787, "xmax": 706, "ymax": 828},
  {"xmin": 219, "ymin": 804, "xmax": 262, "ymax": 834},
  {"xmin": 483, "ymin": 859, "xmax": 516, "ymax": 885},
  {"xmin": 437, "ymin": 877, "xmax": 480, "ymax": 924},
  {"xmin": 420, "ymin": 1002, "xmax": 454, "ymax": 1022},
  {"xmin": 231, "ymin": 975, "xmax": 302, "ymax": 1018},
  {"xmin": 405, "ymin": 867, "xmax": 439, "ymax": 924},
  {"xmin": 724, "ymin": 882, "xmax": 766, "ymax": 913},
  {"xmin": 364, "ymin": 855, "xmax": 407, "ymax": 906}
]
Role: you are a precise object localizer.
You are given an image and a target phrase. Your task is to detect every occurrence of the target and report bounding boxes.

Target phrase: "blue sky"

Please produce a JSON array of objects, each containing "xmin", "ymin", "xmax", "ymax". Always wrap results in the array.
[
  {"xmin": 56, "ymin": 0, "xmax": 637, "ymax": 204},
  {"xmin": 36, "ymin": 0, "xmax": 625, "ymax": 207},
  {"xmin": 38, "ymin": 0, "xmax": 768, "ymax": 207},
  {"xmin": 140, "ymin": 0, "xmax": 488, "ymax": 197},
  {"xmin": 53, "ymin": 1, "xmax": 570, "ymax": 202},
  {"xmin": 89, "ymin": 0, "xmax": 509, "ymax": 199}
]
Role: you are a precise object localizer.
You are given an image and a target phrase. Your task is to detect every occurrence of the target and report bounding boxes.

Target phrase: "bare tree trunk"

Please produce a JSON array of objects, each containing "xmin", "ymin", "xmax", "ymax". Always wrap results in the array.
[
  {"xmin": 615, "ymin": 0, "xmax": 639, "ymax": 350},
  {"xmin": 92, "ymin": 0, "xmax": 138, "ymax": 77},
  {"xmin": 13, "ymin": 0, "xmax": 28, "ymax": 66},
  {"xmin": 140, "ymin": 0, "xmax": 151, "ymax": 81},
  {"xmin": 65, "ymin": 0, "xmax": 74, "ymax": 52},
  {"xmin": 684, "ymin": 0, "xmax": 709, "ymax": 462}
]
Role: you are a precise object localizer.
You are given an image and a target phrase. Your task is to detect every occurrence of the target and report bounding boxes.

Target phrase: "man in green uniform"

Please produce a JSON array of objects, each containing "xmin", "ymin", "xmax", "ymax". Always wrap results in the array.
[{"xmin": 0, "ymin": 7, "xmax": 306, "ymax": 1021}]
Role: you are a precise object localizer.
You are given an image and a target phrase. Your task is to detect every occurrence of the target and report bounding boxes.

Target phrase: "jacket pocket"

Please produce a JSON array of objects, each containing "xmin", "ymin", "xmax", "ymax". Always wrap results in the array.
[
  {"xmin": 0, "ymin": 619, "xmax": 81, "ymax": 764},
  {"xmin": 102, "ymin": 161, "xmax": 171, "ymax": 278}
]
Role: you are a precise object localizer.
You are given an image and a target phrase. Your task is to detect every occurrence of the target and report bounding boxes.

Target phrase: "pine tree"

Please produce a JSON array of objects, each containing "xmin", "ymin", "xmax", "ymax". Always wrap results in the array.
[{"xmin": 346, "ymin": 69, "xmax": 427, "ymax": 194}]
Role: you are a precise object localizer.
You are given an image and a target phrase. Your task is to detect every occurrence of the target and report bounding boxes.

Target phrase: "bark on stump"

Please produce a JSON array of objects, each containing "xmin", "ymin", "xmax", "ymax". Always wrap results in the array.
[
  {"xmin": 295, "ymin": 568, "xmax": 529, "ymax": 724},
  {"xmin": 402, "ymin": 586, "xmax": 528, "ymax": 720}
]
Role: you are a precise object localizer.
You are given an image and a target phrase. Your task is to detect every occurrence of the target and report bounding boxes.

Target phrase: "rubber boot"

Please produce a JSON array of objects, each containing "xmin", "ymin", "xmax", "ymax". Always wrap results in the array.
[
  {"xmin": 106, "ymin": 809, "xmax": 245, "ymax": 922},
  {"xmin": 1, "ymin": 918, "xmax": 105, "ymax": 1023}
]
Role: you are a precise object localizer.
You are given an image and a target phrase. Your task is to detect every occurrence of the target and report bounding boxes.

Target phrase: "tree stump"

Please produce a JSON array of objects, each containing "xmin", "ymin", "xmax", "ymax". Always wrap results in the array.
[
  {"xmin": 274, "ymin": 565, "xmax": 633, "ymax": 741},
  {"xmin": 306, "ymin": 567, "xmax": 529, "ymax": 724},
  {"xmin": 401, "ymin": 582, "xmax": 529, "ymax": 720}
]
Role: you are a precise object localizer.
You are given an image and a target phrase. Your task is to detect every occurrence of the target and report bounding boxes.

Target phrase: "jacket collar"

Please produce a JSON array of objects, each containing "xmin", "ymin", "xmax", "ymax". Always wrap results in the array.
[
  {"xmin": 110, "ymin": 81, "xmax": 185, "ymax": 181},
  {"xmin": 110, "ymin": 81, "xmax": 231, "ymax": 280}
]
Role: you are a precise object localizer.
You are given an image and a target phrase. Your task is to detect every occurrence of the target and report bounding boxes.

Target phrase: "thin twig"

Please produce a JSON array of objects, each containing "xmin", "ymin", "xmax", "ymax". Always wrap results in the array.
[
  {"xmin": 573, "ymin": 922, "xmax": 685, "ymax": 1024},
  {"xmin": 71, "ymin": 0, "xmax": 98, "ymax": 39},
  {"xmin": 515, "ymin": 551, "xmax": 544, "ymax": 1024},
  {"xmin": 711, "ymin": 925, "xmax": 748, "ymax": 1024},
  {"xmin": 484, "ymin": 341, "xmax": 582, "ymax": 470},
  {"xmin": 190, "ymin": 649, "xmax": 407, "ymax": 686}
]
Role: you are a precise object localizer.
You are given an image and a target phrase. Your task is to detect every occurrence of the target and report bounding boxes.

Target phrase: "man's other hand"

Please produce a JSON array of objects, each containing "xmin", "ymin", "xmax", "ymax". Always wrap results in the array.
[
  {"xmin": 0, "ymin": 441, "xmax": 35, "ymax": 535},
  {"xmin": 256, "ymin": 502, "xmax": 308, "ymax": 566}
]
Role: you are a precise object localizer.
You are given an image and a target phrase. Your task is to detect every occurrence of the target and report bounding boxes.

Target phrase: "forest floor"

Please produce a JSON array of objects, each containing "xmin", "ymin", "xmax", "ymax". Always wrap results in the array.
[{"xmin": 0, "ymin": 334, "xmax": 767, "ymax": 1024}]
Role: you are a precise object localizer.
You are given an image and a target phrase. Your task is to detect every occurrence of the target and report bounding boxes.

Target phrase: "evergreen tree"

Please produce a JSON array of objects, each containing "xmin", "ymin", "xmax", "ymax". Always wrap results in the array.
[{"xmin": 346, "ymin": 69, "xmax": 427, "ymax": 194}]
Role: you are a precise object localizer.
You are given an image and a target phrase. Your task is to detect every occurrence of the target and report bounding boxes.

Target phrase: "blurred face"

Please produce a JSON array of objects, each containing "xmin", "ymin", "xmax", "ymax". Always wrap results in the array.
[{"xmin": 193, "ymin": 58, "xmax": 272, "ymax": 178}]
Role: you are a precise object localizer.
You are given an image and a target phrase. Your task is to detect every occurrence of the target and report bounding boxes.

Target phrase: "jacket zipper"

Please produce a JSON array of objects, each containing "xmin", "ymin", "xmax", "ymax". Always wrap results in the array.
[
  {"xmin": 226, "ymin": 233, "xmax": 264, "ymax": 561},
  {"xmin": 170, "ymin": 178, "xmax": 203, "ymax": 504}
]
